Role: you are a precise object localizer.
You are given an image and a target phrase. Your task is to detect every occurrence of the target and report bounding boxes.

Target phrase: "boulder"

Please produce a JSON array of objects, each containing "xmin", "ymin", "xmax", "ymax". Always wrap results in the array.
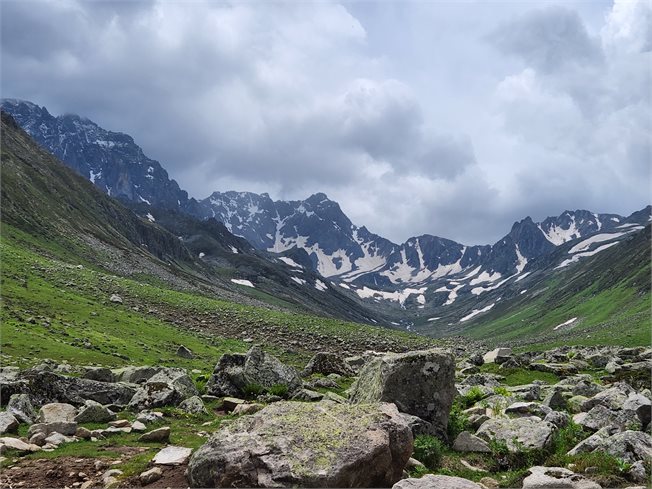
[
  {"xmin": 23, "ymin": 371, "xmax": 136, "ymax": 406},
  {"xmin": 28, "ymin": 421, "xmax": 78, "ymax": 437},
  {"xmin": 393, "ymin": 475, "xmax": 483, "ymax": 489},
  {"xmin": 128, "ymin": 368, "xmax": 198, "ymax": 410},
  {"xmin": 504, "ymin": 402, "xmax": 551, "ymax": 418},
  {"xmin": 0, "ymin": 412, "xmax": 18, "ymax": 434},
  {"xmin": 7, "ymin": 393, "xmax": 37, "ymax": 424},
  {"xmin": 580, "ymin": 383, "xmax": 634, "ymax": 412},
  {"xmin": 153, "ymin": 445, "xmax": 192, "ymax": 465},
  {"xmin": 302, "ymin": 352, "xmax": 354, "ymax": 377},
  {"xmin": 622, "ymin": 393, "xmax": 651, "ymax": 427},
  {"xmin": 543, "ymin": 410, "xmax": 570, "ymax": 428},
  {"xmin": 452, "ymin": 431, "xmax": 491, "ymax": 453},
  {"xmin": 349, "ymin": 348, "xmax": 456, "ymax": 439},
  {"xmin": 112, "ymin": 366, "xmax": 163, "ymax": 384},
  {"xmin": 291, "ymin": 388, "xmax": 324, "ymax": 402},
  {"xmin": 139, "ymin": 467, "xmax": 163, "ymax": 485},
  {"xmin": 38, "ymin": 403, "xmax": 77, "ymax": 423},
  {"xmin": 0, "ymin": 436, "xmax": 40, "ymax": 453},
  {"xmin": 476, "ymin": 417, "xmax": 556, "ymax": 452},
  {"xmin": 522, "ymin": 466, "xmax": 601, "ymax": 489},
  {"xmin": 206, "ymin": 347, "xmax": 302, "ymax": 398},
  {"xmin": 573, "ymin": 405, "xmax": 641, "ymax": 432},
  {"xmin": 232, "ymin": 403, "xmax": 264, "ymax": 415},
  {"xmin": 543, "ymin": 388, "xmax": 568, "ymax": 411},
  {"xmin": 138, "ymin": 426, "xmax": 170, "ymax": 443},
  {"xmin": 603, "ymin": 430, "xmax": 652, "ymax": 464},
  {"xmin": 398, "ymin": 413, "xmax": 435, "ymax": 438},
  {"xmin": 530, "ymin": 363, "xmax": 578, "ymax": 376},
  {"xmin": 179, "ymin": 396, "xmax": 208, "ymax": 415},
  {"xmin": 187, "ymin": 401, "xmax": 413, "ymax": 488},
  {"xmin": 74, "ymin": 400, "xmax": 116, "ymax": 423},
  {"xmin": 483, "ymin": 348, "xmax": 512, "ymax": 364},
  {"xmin": 176, "ymin": 345, "xmax": 194, "ymax": 359},
  {"xmin": 82, "ymin": 367, "xmax": 115, "ymax": 383}
]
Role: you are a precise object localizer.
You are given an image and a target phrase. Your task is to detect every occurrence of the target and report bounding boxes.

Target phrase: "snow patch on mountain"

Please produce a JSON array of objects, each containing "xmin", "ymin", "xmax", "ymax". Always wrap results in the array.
[
  {"xmin": 355, "ymin": 286, "xmax": 427, "ymax": 306},
  {"xmin": 460, "ymin": 303, "xmax": 495, "ymax": 322}
]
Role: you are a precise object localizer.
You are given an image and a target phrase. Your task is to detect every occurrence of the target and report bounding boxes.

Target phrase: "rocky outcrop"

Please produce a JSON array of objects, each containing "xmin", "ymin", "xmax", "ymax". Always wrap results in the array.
[
  {"xmin": 127, "ymin": 368, "xmax": 197, "ymax": 410},
  {"xmin": 205, "ymin": 347, "xmax": 301, "ymax": 398},
  {"xmin": 187, "ymin": 401, "xmax": 412, "ymax": 488},
  {"xmin": 349, "ymin": 348, "xmax": 456, "ymax": 439},
  {"xmin": 22, "ymin": 371, "xmax": 136, "ymax": 406}
]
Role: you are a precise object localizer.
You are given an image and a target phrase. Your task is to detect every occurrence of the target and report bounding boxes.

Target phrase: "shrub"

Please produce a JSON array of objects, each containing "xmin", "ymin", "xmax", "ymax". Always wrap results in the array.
[
  {"xmin": 447, "ymin": 402, "xmax": 470, "ymax": 442},
  {"xmin": 493, "ymin": 386, "xmax": 510, "ymax": 397},
  {"xmin": 413, "ymin": 435, "xmax": 445, "ymax": 470},
  {"xmin": 461, "ymin": 386, "xmax": 486, "ymax": 408},
  {"xmin": 268, "ymin": 384, "xmax": 289, "ymax": 397},
  {"xmin": 242, "ymin": 382, "xmax": 264, "ymax": 398}
]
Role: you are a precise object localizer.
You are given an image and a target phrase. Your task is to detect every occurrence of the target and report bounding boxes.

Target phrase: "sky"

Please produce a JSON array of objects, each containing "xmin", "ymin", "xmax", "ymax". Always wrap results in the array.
[{"xmin": 1, "ymin": 0, "xmax": 650, "ymax": 245}]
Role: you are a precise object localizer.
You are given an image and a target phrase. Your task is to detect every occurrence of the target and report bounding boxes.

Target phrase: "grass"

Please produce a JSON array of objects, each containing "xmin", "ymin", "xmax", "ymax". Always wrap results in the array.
[
  {"xmin": 1, "ymin": 224, "xmax": 437, "ymax": 371},
  {"xmin": 479, "ymin": 364, "xmax": 560, "ymax": 386}
]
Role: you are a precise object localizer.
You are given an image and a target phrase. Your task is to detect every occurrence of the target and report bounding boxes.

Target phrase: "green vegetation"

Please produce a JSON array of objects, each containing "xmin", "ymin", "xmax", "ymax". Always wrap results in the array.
[
  {"xmin": 479, "ymin": 363, "xmax": 560, "ymax": 386},
  {"xmin": 413, "ymin": 435, "xmax": 445, "ymax": 470}
]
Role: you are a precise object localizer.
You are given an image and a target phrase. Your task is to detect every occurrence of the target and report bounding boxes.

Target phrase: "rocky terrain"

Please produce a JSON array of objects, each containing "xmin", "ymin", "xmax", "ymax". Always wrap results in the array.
[{"xmin": 1, "ymin": 344, "xmax": 650, "ymax": 488}]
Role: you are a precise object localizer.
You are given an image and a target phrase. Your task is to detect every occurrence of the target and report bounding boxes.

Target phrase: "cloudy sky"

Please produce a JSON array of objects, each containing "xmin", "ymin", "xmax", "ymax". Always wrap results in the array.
[{"xmin": 2, "ymin": 0, "xmax": 650, "ymax": 244}]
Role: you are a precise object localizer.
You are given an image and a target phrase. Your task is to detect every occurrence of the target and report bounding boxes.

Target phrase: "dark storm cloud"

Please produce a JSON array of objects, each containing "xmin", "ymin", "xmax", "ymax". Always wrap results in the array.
[{"xmin": 1, "ymin": 0, "xmax": 649, "ymax": 244}]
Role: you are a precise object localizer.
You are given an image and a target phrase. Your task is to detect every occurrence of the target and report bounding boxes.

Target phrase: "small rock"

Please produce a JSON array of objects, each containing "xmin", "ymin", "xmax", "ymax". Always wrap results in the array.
[
  {"xmin": 0, "ymin": 437, "xmax": 40, "ymax": 453},
  {"xmin": 176, "ymin": 345, "xmax": 194, "ymax": 359},
  {"xmin": 109, "ymin": 294, "xmax": 123, "ymax": 304},
  {"xmin": 393, "ymin": 474, "xmax": 483, "ymax": 489},
  {"xmin": 139, "ymin": 466, "xmax": 163, "ymax": 485},
  {"xmin": 138, "ymin": 426, "xmax": 170, "ymax": 443},
  {"xmin": 178, "ymin": 396, "xmax": 208, "ymax": 415},
  {"xmin": 76, "ymin": 427, "xmax": 92, "ymax": 440},
  {"xmin": 222, "ymin": 397, "xmax": 246, "ymax": 412},
  {"xmin": 108, "ymin": 419, "xmax": 130, "ymax": 428},
  {"xmin": 153, "ymin": 445, "xmax": 192, "ymax": 465},
  {"xmin": 131, "ymin": 421, "xmax": 147, "ymax": 432},
  {"xmin": 521, "ymin": 466, "xmax": 601, "ymax": 489},
  {"xmin": 453, "ymin": 431, "xmax": 491, "ymax": 453},
  {"xmin": 74, "ymin": 400, "xmax": 116, "ymax": 423},
  {"xmin": 7, "ymin": 394, "xmax": 37, "ymax": 424},
  {"xmin": 231, "ymin": 403, "xmax": 264, "ymax": 415}
]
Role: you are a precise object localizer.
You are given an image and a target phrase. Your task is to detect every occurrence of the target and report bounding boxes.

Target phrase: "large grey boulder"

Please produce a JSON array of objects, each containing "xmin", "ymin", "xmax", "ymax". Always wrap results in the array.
[
  {"xmin": 128, "ymin": 368, "xmax": 198, "ymax": 410},
  {"xmin": 0, "ymin": 412, "xmax": 19, "ymax": 434},
  {"xmin": 206, "ymin": 347, "xmax": 302, "ymax": 398},
  {"xmin": 302, "ymin": 352, "xmax": 355, "ymax": 377},
  {"xmin": 603, "ymin": 430, "xmax": 652, "ymax": 464},
  {"xmin": 393, "ymin": 475, "xmax": 483, "ymax": 489},
  {"xmin": 187, "ymin": 401, "xmax": 413, "ymax": 488},
  {"xmin": 623, "ymin": 393, "xmax": 651, "ymax": 428},
  {"xmin": 74, "ymin": 400, "xmax": 116, "ymax": 423},
  {"xmin": 6, "ymin": 393, "xmax": 37, "ymax": 424},
  {"xmin": 476, "ymin": 417, "xmax": 556, "ymax": 452},
  {"xmin": 522, "ymin": 466, "xmax": 601, "ymax": 489},
  {"xmin": 38, "ymin": 403, "xmax": 77, "ymax": 423},
  {"xmin": 22, "ymin": 371, "xmax": 136, "ymax": 406},
  {"xmin": 573, "ymin": 405, "xmax": 641, "ymax": 432},
  {"xmin": 348, "ymin": 348, "xmax": 456, "ymax": 439},
  {"xmin": 580, "ymin": 383, "xmax": 634, "ymax": 412}
]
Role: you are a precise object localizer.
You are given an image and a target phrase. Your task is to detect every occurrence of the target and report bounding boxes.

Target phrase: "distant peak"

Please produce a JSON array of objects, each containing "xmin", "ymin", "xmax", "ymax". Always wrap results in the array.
[{"xmin": 306, "ymin": 192, "xmax": 329, "ymax": 203}]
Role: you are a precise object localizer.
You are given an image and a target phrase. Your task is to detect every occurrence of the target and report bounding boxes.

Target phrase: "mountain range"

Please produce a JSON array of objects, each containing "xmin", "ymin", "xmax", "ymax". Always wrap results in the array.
[{"xmin": 2, "ymin": 98, "xmax": 650, "ymax": 333}]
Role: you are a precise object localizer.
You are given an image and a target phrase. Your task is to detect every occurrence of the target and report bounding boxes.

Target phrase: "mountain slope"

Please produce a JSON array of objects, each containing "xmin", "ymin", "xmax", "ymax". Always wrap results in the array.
[
  {"xmin": 1, "ymin": 98, "xmax": 197, "ymax": 213},
  {"xmin": 0, "ymin": 111, "xmax": 384, "ymax": 325}
]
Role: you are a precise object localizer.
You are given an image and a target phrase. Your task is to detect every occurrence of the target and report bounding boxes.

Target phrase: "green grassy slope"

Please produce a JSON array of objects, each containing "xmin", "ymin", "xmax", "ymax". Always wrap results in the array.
[{"xmin": 455, "ymin": 226, "xmax": 651, "ymax": 349}]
